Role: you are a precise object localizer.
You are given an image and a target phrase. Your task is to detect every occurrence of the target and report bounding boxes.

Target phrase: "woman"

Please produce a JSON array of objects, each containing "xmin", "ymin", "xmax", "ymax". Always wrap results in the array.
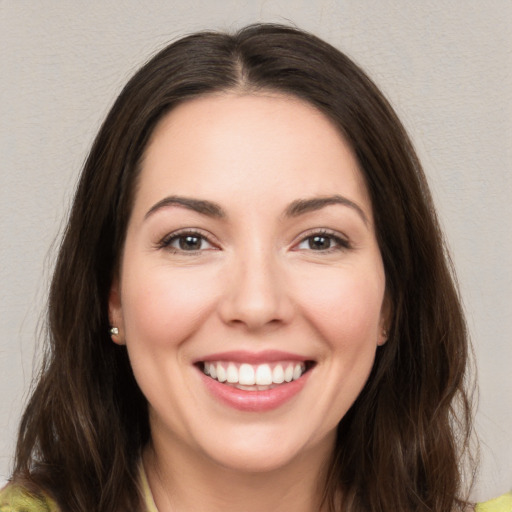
[{"xmin": 1, "ymin": 23, "xmax": 509, "ymax": 512}]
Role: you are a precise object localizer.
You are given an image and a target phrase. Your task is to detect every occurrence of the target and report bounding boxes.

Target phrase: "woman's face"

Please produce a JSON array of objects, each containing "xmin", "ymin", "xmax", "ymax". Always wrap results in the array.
[{"xmin": 110, "ymin": 93, "xmax": 388, "ymax": 473}]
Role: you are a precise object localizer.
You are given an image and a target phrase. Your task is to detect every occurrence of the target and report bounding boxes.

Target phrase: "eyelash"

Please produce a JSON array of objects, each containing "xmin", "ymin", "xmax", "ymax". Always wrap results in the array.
[
  {"xmin": 294, "ymin": 229, "xmax": 350, "ymax": 253},
  {"xmin": 156, "ymin": 229, "xmax": 350, "ymax": 254},
  {"xmin": 157, "ymin": 229, "xmax": 216, "ymax": 253}
]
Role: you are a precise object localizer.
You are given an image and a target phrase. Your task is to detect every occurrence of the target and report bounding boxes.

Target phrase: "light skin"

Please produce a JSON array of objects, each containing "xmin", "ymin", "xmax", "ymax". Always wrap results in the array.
[{"xmin": 109, "ymin": 93, "xmax": 389, "ymax": 512}]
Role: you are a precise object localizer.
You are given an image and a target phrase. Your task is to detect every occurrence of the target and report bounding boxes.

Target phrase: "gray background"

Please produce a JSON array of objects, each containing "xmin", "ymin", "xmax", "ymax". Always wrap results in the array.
[{"xmin": 1, "ymin": 0, "xmax": 510, "ymax": 502}]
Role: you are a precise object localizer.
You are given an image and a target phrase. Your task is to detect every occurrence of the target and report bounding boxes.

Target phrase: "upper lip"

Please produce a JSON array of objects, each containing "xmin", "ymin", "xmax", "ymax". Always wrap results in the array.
[{"xmin": 194, "ymin": 350, "xmax": 312, "ymax": 364}]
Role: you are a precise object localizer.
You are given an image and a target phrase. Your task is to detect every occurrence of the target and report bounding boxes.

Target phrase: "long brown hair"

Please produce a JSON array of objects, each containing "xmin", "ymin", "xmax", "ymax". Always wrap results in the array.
[{"xmin": 12, "ymin": 24, "xmax": 474, "ymax": 511}]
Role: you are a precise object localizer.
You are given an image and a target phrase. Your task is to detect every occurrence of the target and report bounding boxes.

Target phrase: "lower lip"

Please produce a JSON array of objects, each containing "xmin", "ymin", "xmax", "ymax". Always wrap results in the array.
[{"xmin": 199, "ymin": 369, "xmax": 311, "ymax": 412}]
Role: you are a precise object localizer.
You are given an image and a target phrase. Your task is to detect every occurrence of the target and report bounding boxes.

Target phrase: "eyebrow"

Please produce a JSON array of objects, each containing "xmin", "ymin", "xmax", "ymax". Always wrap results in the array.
[
  {"xmin": 284, "ymin": 195, "xmax": 368, "ymax": 225},
  {"xmin": 144, "ymin": 194, "xmax": 368, "ymax": 225},
  {"xmin": 145, "ymin": 196, "xmax": 226, "ymax": 219}
]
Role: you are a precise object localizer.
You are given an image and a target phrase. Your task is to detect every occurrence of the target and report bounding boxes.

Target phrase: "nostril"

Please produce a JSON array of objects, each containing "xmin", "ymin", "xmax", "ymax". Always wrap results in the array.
[{"xmin": 217, "ymin": 266, "xmax": 294, "ymax": 330}]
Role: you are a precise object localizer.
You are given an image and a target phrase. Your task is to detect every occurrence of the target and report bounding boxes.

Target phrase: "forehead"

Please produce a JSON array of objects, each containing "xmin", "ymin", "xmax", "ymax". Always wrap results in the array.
[{"xmin": 134, "ymin": 92, "xmax": 371, "ymax": 220}]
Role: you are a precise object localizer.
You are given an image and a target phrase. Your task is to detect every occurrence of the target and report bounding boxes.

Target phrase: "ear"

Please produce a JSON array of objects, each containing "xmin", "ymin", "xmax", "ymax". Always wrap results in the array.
[
  {"xmin": 108, "ymin": 278, "xmax": 125, "ymax": 345},
  {"xmin": 377, "ymin": 292, "xmax": 392, "ymax": 346}
]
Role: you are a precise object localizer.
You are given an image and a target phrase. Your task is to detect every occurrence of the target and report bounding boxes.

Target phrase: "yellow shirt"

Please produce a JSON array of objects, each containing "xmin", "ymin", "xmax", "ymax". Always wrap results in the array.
[
  {"xmin": 1, "ymin": 476, "xmax": 510, "ymax": 511},
  {"xmin": 475, "ymin": 493, "xmax": 512, "ymax": 512}
]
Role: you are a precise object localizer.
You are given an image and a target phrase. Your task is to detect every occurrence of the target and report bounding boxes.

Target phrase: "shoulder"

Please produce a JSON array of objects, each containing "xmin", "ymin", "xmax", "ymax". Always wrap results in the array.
[
  {"xmin": 476, "ymin": 492, "xmax": 512, "ymax": 512},
  {"xmin": 0, "ymin": 483, "xmax": 59, "ymax": 512}
]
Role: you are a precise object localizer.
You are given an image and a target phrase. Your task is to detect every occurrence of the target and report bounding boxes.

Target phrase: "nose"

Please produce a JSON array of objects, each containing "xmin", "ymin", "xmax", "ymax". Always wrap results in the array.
[{"xmin": 217, "ymin": 250, "xmax": 294, "ymax": 331}]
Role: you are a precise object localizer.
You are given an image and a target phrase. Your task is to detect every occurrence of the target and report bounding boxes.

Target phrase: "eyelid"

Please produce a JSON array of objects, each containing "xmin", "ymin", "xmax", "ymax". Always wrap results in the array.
[
  {"xmin": 291, "ymin": 228, "xmax": 351, "ymax": 251},
  {"xmin": 155, "ymin": 227, "xmax": 350, "ymax": 253},
  {"xmin": 156, "ymin": 228, "xmax": 220, "ymax": 252}
]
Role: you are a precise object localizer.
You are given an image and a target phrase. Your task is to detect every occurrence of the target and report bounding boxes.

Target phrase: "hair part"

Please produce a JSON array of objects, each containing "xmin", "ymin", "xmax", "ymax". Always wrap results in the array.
[{"xmin": 13, "ymin": 23, "xmax": 475, "ymax": 512}]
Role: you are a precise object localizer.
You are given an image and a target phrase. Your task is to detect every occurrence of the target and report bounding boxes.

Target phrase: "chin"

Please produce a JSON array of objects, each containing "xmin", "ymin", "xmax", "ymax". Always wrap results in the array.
[
  {"xmin": 195, "ymin": 423, "xmax": 335, "ymax": 475},
  {"xmin": 205, "ymin": 445, "xmax": 305, "ymax": 474}
]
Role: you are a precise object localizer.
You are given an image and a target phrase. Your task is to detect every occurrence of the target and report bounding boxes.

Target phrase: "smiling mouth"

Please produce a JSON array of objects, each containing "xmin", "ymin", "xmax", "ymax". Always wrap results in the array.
[{"xmin": 199, "ymin": 361, "xmax": 315, "ymax": 391}]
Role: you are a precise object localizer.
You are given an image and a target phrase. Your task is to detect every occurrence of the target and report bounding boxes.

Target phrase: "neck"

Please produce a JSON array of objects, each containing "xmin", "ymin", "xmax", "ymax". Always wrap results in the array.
[{"xmin": 143, "ymin": 434, "xmax": 334, "ymax": 512}]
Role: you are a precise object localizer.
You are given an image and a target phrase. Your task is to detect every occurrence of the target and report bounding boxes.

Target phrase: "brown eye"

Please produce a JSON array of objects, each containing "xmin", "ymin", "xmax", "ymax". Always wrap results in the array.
[
  {"xmin": 296, "ymin": 231, "xmax": 350, "ymax": 252},
  {"xmin": 178, "ymin": 235, "xmax": 203, "ymax": 251},
  {"xmin": 160, "ymin": 231, "xmax": 215, "ymax": 252},
  {"xmin": 308, "ymin": 235, "xmax": 332, "ymax": 250}
]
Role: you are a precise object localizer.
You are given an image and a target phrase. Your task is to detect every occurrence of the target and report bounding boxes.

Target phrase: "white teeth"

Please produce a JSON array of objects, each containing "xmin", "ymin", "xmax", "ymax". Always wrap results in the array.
[
  {"xmin": 239, "ymin": 364, "xmax": 255, "ymax": 385},
  {"xmin": 255, "ymin": 364, "xmax": 272, "ymax": 385},
  {"xmin": 226, "ymin": 363, "xmax": 238, "ymax": 383},
  {"xmin": 203, "ymin": 361, "xmax": 308, "ymax": 386},
  {"xmin": 216, "ymin": 363, "xmax": 227, "ymax": 382},
  {"xmin": 284, "ymin": 364, "xmax": 294, "ymax": 382},
  {"xmin": 272, "ymin": 364, "xmax": 285, "ymax": 384}
]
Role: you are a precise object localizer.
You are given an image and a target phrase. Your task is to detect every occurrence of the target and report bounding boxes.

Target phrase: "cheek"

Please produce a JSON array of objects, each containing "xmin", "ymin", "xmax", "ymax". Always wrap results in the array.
[
  {"xmin": 288, "ymin": 266, "xmax": 385, "ymax": 437},
  {"xmin": 297, "ymin": 268, "xmax": 385, "ymax": 348},
  {"xmin": 120, "ymin": 263, "xmax": 221, "ymax": 350}
]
